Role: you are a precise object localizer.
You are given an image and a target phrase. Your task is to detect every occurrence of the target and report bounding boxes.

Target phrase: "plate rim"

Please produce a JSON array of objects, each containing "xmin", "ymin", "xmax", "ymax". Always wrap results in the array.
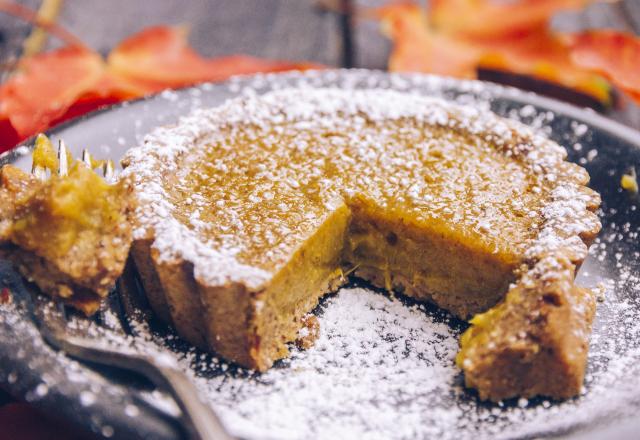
[{"xmin": 2, "ymin": 69, "xmax": 640, "ymax": 166}]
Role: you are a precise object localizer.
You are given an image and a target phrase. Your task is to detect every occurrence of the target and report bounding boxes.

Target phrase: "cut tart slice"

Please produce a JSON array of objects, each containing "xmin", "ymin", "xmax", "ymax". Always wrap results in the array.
[
  {"xmin": 457, "ymin": 254, "xmax": 596, "ymax": 400},
  {"xmin": 122, "ymin": 87, "xmax": 601, "ymax": 400},
  {"xmin": 0, "ymin": 135, "xmax": 134, "ymax": 315}
]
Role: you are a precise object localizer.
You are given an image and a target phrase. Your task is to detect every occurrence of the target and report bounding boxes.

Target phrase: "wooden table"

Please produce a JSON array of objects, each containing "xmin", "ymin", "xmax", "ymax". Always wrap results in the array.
[
  {"xmin": 1, "ymin": 0, "xmax": 639, "ymax": 126},
  {"xmin": 0, "ymin": 1, "xmax": 639, "ymax": 438}
]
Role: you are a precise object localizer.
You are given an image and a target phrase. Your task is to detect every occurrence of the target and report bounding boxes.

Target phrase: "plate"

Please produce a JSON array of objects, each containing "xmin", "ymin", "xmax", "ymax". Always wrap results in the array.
[{"xmin": 1, "ymin": 70, "xmax": 640, "ymax": 440}]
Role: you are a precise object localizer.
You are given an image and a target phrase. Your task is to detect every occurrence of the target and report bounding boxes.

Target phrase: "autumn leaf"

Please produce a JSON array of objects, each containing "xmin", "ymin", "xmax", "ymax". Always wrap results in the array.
[
  {"xmin": 565, "ymin": 30, "xmax": 640, "ymax": 103},
  {"xmin": 0, "ymin": 23, "xmax": 321, "ymax": 152},
  {"xmin": 107, "ymin": 26, "xmax": 319, "ymax": 92},
  {"xmin": 376, "ymin": 3, "xmax": 480, "ymax": 77},
  {"xmin": 0, "ymin": 46, "xmax": 105, "ymax": 138},
  {"xmin": 478, "ymin": 31, "xmax": 611, "ymax": 104},
  {"xmin": 374, "ymin": 2, "xmax": 611, "ymax": 105},
  {"xmin": 430, "ymin": 0, "xmax": 606, "ymax": 38},
  {"xmin": 107, "ymin": 25, "xmax": 222, "ymax": 88}
]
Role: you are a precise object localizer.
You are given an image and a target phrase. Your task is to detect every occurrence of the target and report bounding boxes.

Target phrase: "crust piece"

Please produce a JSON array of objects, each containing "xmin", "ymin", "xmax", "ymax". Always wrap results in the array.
[{"xmin": 0, "ymin": 163, "xmax": 134, "ymax": 315}]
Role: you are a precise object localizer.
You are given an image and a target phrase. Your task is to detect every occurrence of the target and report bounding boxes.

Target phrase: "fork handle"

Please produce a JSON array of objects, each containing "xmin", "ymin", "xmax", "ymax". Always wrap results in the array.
[
  {"xmin": 153, "ymin": 365, "xmax": 235, "ymax": 440},
  {"xmin": 58, "ymin": 337, "xmax": 234, "ymax": 440}
]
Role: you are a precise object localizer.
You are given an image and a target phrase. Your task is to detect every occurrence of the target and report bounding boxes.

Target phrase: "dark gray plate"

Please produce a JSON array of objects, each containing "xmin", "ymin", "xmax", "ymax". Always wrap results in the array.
[{"xmin": 1, "ymin": 70, "xmax": 639, "ymax": 440}]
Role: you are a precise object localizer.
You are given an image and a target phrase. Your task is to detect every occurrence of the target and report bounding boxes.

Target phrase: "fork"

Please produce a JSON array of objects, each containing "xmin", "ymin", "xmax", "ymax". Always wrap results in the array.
[{"xmin": 29, "ymin": 140, "xmax": 235, "ymax": 440}]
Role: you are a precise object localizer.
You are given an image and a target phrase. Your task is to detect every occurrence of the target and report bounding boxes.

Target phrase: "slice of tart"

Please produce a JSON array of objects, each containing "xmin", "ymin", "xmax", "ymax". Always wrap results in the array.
[
  {"xmin": 122, "ymin": 87, "xmax": 601, "ymax": 400},
  {"xmin": 456, "ymin": 254, "xmax": 596, "ymax": 401},
  {"xmin": 0, "ymin": 135, "xmax": 135, "ymax": 315}
]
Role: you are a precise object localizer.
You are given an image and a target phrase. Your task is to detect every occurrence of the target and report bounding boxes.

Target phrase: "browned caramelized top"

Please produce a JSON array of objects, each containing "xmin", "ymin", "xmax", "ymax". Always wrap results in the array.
[{"xmin": 123, "ymin": 88, "xmax": 600, "ymax": 288}]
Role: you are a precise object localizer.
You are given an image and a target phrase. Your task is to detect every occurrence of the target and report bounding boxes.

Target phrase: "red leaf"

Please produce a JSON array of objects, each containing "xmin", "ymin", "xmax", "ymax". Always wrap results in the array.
[
  {"xmin": 0, "ymin": 24, "xmax": 322, "ymax": 153},
  {"xmin": 374, "ymin": 2, "xmax": 611, "ymax": 104},
  {"xmin": 0, "ymin": 46, "xmax": 105, "ymax": 138},
  {"xmin": 376, "ymin": 3, "xmax": 480, "ymax": 77},
  {"xmin": 478, "ymin": 31, "xmax": 611, "ymax": 104},
  {"xmin": 107, "ymin": 26, "xmax": 319, "ymax": 90},
  {"xmin": 566, "ymin": 30, "xmax": 640, "ymax": 104}
]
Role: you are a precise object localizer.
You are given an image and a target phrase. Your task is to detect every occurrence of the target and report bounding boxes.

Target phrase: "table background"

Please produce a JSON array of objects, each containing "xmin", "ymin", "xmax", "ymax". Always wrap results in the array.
[
  {"xmin": 2, "ymin": 0, "xmax": 640, "ymax": 129},
  {"xmin": 1, "ymin": 1, "xmax": 640, "ymax": 439}
]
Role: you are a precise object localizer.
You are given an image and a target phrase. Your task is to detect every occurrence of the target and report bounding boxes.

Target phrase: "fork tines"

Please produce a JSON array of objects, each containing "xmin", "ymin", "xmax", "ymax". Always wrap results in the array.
[
  {"xmin": 31, "ymin": 164, "xmax": 47, "ymax": 181},
  {"xmin": 30, "ymin": 140, "xmax": 117, "ymax": 183},
  {"xmin": 57, "ymin": 140, "xmax": 68, "ymax": 177},
  {"xmin": 81, "ymin": 149, "xmax": 92, "ymax": 168},
  {"xmin": 103, "ymin": 160, "xmax": 115, "ymax": 182}
]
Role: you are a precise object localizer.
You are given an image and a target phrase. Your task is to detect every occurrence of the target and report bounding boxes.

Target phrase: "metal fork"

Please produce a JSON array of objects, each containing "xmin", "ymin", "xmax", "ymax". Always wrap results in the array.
[{"xmin": 29, "ymin": 140, "xmax": 234, "ymax": 440}]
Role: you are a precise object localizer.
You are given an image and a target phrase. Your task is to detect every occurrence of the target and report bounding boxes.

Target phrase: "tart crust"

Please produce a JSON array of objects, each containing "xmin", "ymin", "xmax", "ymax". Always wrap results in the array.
[{"xmin": 122, "ymin": 87, "xmax": 601, "ymax": 400}]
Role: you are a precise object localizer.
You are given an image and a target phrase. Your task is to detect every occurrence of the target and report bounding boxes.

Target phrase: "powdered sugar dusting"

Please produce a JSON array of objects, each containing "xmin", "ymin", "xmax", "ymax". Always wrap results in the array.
[
  {"xmin": 5, "ymin": 272, "xmax": 639, "ymax": 439},
  {"xmin": 122, "ymin": 85, "xmax": 596, "ymax": 290},
  {"xmin": 203, "ymin": 288, "xmax": 460, "ymax": 439}
]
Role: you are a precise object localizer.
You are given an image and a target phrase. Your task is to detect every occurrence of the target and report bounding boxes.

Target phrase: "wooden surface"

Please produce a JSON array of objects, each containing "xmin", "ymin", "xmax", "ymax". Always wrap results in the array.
[{"xmin": 1, "ymin": 0, "xmax": 639, "ymax": 127}]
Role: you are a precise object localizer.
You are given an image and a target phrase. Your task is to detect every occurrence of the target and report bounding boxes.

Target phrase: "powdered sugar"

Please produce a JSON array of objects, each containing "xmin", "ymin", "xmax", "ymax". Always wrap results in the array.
[
  {"xmin": 122, "ymin": 84, "xmax": 596, "ymax": 291},
  {"xmin": 202, "ymin": 288, "xmax": 461, "ymax": 440},
  {"xmin": 1, "ymin": 70, "xmax": 637, "ymax": 439}
]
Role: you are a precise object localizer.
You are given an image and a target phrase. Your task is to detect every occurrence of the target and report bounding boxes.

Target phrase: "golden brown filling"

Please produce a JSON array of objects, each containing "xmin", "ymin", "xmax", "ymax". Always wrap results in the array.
[
  {"xmin": 0, "ymin": 135, "xmax": 134, "ymax": 314},
  {"xmin": 456, "ymin": 294, "xmax": 512, "ymax": 368},
  {"xmin": 12, "ymin": 165, "xmax": 127, "ymax": 257},
  {"xmin": 172, "ymin": 119, "xmax": 549, "ymax": 276}
]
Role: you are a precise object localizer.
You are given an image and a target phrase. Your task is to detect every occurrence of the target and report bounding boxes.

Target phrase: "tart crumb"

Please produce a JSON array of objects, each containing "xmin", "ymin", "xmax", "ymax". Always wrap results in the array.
[
  {"xmin": 296, "ymin": 314, "xmax": 320, "ymax": 350},
  {"xmin": 594, "ymin": 282, "xmax": 607, "ymax": 303},
  {"xmin": 621, "ymin": 167, "xmax": 638, "ymax": 195}
]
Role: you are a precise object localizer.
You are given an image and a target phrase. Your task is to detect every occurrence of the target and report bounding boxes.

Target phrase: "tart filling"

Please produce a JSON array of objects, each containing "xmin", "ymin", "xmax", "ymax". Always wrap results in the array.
[{"xmin": 0, "ymin": 135, "xmax": 134, "ymax": 314}]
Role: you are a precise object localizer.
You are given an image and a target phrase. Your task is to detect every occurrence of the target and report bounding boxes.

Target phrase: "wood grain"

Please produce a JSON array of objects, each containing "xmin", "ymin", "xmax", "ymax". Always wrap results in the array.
[
  {"xmin": 0, "ymin": 0, "xmax": 638, "ymax": 128},
  {"xmin": 0, "ymin": 0, "xmax": 39, "ymax": 81},
  {"xmin": 47, "ymin": 0, "xmax": 341, "ymax": 64}
]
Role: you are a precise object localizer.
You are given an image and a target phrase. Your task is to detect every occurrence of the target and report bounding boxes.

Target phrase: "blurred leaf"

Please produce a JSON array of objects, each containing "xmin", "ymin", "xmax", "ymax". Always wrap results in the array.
[
  {"xmin": 477, "ymin": 30, "xmax": 611, "ymax": 103},
  {"xmin": 376, "ymin": 3, "xmax": 479, "ymax": 77},
  {"xmin": 375, "ymin": 2, "xmax": 612, "ymax": 105},
  {"xmin": 0, "ymin": 25, "xmax": 321, "ymax": 152},
  {"xmin": 107, "ymin": 26, "xmax": 320, "ymax": 90},
  {"xmin": 0, "ymin": 47, "xmax": 105, "ymax": 138},
  {"xmin": 565, "ymin": 30, "xmax": 640, "ymax": 104},
  {"xmin": 430, "ymin": 0, "xmax": 606, "ymax": 38}
]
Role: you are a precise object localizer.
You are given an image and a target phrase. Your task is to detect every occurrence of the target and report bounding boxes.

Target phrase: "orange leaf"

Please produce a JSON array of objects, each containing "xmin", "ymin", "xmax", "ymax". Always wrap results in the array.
[
  {"xmin": 0, "ymin": 46, "xmax": 105, "ymax": 138},
  {"xmin": 478, "ymin": 31, "xmax": 611, "ymax": 104},
  {"xmin": 374, "ymin": 2, "xmax": 611, "ymax": 104},
  {"xmin": 375, "ymin": 3, "xmax": 480, "ymax": 77},
  {"xmin": 565, "ymin": 30, "xmax": 640, "ymax": 104},
  {"xmin": 430, "ymin": 0, "xmax": 604, "ymax": 38},
  {"xmin": 0, "ymin": 22, "xmax": 322, "ymax": 153},
  {"xmin": 107, "ymin": 26, "xmax": 319, "ymax": 91}
]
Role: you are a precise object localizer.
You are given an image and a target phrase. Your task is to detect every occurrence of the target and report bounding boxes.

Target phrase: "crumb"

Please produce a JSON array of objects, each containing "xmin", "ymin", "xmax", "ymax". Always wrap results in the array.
[
  {"xmin": 593, "ymin": 282, "xmax": 606, "ymax": 303},
  {"xmin": 0, "ymin": 287, "xmax": 11, "ymax": 304},
  {"xmin": 621, "ymin": 167, "xmax": 638, "ymax": 195},
  {"xmin": 295, "ymin": 314, "xmax": 320, "ymax": 350}
]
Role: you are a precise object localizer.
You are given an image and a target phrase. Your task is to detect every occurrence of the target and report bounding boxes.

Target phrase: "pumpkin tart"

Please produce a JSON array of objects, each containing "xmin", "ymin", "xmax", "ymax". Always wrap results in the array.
[{"xmin": 122, "ymin": 88, "xmax": 601, "ymax": 401}]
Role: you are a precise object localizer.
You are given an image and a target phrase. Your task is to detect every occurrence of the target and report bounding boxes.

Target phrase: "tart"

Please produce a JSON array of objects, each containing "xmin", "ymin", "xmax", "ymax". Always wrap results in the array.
[
  {"xmin": 122, "ymin": 88, "xmax": 601, "ymax": 401},
  {"xmin": 0, "ymin": 135, "xmax": 134, "ymax": 315}
]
